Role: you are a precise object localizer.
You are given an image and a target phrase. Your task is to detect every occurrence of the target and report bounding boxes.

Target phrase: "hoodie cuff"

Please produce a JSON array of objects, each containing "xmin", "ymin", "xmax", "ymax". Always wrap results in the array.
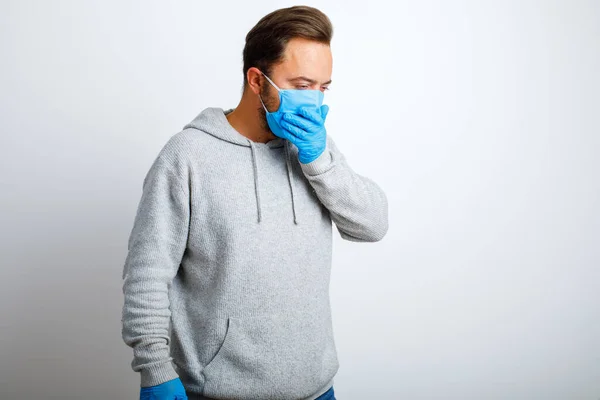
[
  {"xmin": 140, "ymin": 361, "xmax": 180, "ymax": 388},
  {"xmin": 300, "ymin": 147, "xmax": 333, "ymax": 176}
]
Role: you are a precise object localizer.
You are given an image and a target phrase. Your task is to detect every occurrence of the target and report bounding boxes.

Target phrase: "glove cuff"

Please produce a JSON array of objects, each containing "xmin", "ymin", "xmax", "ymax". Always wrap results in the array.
[{"xmin": 300, "ymin": 146, "xmax": 333, "ymax": 175}]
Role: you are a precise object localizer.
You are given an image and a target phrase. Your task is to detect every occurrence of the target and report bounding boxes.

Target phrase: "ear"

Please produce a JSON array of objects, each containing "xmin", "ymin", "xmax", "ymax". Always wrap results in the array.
[{"xmin": 246, "ymin": 67, "xmax": 264, "ymax": 95}]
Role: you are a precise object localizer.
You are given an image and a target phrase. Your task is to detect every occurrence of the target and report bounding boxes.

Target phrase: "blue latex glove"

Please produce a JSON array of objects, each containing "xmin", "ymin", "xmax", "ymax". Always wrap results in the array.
[
  {"xmin": 279, "ymin": 104, "xmax": 330, "ymax": 164},
  {"xmin": 140, "ymin": 377, "xmax": 188, "ymax": 400}
]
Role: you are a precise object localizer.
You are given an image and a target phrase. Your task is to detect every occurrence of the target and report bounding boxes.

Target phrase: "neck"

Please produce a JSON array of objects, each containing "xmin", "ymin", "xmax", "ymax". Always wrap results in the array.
[{"xmin": 226, "ymin": 92, "xmax": 277, "ymax": 144}]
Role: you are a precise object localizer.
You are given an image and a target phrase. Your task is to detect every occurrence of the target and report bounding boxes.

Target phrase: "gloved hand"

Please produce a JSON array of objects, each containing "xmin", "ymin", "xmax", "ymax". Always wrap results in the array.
[
  {"xmin": 140, "ymin": 377, "xmax": 188, "ymax": 400},
  {"xmin": 279, "ymin": 104, "xmax": 330, "ymax": 164}
]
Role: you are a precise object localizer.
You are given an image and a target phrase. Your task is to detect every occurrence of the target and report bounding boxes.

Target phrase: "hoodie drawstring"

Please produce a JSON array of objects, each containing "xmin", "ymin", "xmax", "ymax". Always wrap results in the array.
[
  {"xmin": 248, "ymin": 141, "xmax": 262, "ymax": 223},
  {"xmin": 284, "ymin": 141, "xmax": 298, "ymax": 224},
  {"xmin": 248, "ymin": 139, "xmax": 298, "ymax": 224}
]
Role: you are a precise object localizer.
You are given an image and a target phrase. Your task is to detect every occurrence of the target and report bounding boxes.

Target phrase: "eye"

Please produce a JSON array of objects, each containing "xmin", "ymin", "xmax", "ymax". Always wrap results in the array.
[
  {"xmin": 322, "ymin": 86, "xmax": 331, "ymax": 91},
  {"xmin": 297, "ymin": 84, "xmax": 310, "ymax": 89}
]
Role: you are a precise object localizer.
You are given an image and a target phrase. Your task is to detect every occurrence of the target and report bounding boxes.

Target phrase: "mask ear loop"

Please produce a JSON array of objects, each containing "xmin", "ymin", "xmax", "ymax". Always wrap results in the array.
[
  {"xmin": 258, "ymin": 70, "xmax": 281, "ymax": 112},
  {"xmin": 258, "ymin": 93, "xmax": 268, "ymax": 112},
  {"xmin": 261, "ymin": 71, "xmax": 281, "ymax": 91}
]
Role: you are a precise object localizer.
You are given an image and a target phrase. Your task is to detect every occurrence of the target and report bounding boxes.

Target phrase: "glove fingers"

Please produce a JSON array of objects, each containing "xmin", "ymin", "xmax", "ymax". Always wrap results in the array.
[
  {"xmin": 282, "ymin": 112, "xmax": 314, "ymax": 132},
  {"xmin": 280, "ymin": 120, "xmax": 307, "ymax": 141},
  {"xmin": 272, "ymin": 121, "xmax": 296, "ymax": 143},
  {"xmin": 320, "ymin": 104, "xmax": 329, "ymax": 121},
  {"xmin": 298, "ymin": 106, "xmax": 325, "ymax": 125}
]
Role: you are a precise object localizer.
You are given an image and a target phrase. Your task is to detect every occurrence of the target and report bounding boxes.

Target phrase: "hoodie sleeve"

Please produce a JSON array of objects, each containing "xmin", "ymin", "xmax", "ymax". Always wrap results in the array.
[
  {"xmin": 121, "ymin": 155, "xmax": 189, "ymax": 387},
  {"xmin": 299, "ymin": 134, "xmax": 389, "ymax": 242}
]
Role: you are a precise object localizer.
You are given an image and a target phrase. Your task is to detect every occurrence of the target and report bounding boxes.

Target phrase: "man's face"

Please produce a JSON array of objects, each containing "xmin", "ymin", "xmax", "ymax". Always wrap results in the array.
[{"xmin": 258, "ymin": 38, "xmax": 333, "ymax": 133}]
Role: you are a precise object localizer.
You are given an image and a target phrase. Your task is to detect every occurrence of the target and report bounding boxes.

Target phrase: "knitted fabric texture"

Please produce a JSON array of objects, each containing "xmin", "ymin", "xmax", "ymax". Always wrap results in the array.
[{"xmin": 121, "ymin": 107, "xmax": 389, "ymax": 399}]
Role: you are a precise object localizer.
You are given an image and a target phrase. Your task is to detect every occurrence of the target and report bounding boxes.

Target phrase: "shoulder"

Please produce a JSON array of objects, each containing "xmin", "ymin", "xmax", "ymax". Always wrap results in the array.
[
  {"xmin": 154, "ymin": 128, "xmax": 204, "ymax": 171},
  {"xmin": 159, "ymin": 128, "xmax": 202, "ymax": 159},
  {"xmin": 140, "ymin": 128, "xmax": 201, "ymax": 188}
]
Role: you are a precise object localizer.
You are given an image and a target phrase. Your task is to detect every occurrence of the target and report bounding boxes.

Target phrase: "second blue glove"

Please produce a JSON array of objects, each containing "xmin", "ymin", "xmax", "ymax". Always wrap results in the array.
[{"xmin": 140, "ymin": 377, "xmax": 188, "ymax": 400}]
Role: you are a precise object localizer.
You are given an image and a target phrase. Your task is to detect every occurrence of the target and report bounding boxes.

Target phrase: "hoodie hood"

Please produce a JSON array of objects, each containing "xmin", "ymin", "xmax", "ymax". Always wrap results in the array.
[{"xmin": 183, "ymin": 107, "xmax": 300, "ymax": 224}]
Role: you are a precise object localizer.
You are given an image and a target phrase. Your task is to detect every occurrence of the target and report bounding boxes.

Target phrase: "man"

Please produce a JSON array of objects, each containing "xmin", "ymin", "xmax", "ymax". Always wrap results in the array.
[{"xmin": 121, "ymin": 5, "xmax": 388, "ymax": 400}]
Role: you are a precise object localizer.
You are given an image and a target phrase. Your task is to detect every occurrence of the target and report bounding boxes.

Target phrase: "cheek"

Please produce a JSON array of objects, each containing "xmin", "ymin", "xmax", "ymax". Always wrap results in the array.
[
  {"xmin": 265, "ymin": 87, "xmax": 281, "ymax": 111},
  {"xmin": 274, "ymin": 93, "xmax": 281, "ymax": 110}
]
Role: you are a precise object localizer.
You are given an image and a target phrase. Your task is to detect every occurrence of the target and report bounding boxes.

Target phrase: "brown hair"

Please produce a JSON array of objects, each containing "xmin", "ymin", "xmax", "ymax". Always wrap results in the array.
[{"xmin": 242, "ymin": 5, "xmax": 333, "ymax": 87}]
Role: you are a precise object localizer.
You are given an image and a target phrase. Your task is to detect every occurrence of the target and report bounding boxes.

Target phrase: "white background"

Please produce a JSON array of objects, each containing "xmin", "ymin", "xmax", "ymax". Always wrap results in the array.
[{"xmin": 1, "ymin": 1, "xmax": 599, "ymax": 399}]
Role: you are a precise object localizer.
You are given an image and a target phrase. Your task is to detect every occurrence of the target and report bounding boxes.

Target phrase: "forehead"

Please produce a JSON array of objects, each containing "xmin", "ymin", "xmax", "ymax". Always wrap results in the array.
[{"xmin": 274, "ymin": 38, "xmax": 332, "ymax": 81}]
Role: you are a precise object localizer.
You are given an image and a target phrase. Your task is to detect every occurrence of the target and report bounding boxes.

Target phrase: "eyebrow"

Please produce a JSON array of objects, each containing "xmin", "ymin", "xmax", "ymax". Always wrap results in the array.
[{"xmin": 289, "ymin": 76, "xmax": 332, "ymax": 85}]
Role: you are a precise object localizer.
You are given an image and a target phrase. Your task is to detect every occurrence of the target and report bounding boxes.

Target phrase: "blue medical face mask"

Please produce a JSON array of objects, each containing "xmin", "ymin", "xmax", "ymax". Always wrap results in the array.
[{"xmin": 258, "ymin": 71, "xmax": 325, "ymax": 138}]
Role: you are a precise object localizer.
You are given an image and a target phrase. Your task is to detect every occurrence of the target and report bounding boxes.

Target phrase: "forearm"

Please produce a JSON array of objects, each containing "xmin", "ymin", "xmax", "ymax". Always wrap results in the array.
[
  {"xmin": 121, "ymin": 158, "xmax": 190, "ymax": 387},
  {"xmin": 122, "ymin": 247, "xmax": 183, "ymax": 386},
  {"xmin": 300, "ymin": 135, "xmax": 389, "ymax": 242}
]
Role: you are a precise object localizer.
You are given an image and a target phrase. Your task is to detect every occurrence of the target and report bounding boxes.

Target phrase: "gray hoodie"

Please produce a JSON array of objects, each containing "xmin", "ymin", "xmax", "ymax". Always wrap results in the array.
[{"xmin": 121, "ymin": 107, "xmax": 389, "ymax": 400}]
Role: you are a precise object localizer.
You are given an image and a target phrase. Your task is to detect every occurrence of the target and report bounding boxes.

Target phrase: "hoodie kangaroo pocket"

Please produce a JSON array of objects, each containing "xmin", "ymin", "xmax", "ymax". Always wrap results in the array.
[{"xmin": 201, "ymin": 312, "xmax": 339, "ymax": 400}]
